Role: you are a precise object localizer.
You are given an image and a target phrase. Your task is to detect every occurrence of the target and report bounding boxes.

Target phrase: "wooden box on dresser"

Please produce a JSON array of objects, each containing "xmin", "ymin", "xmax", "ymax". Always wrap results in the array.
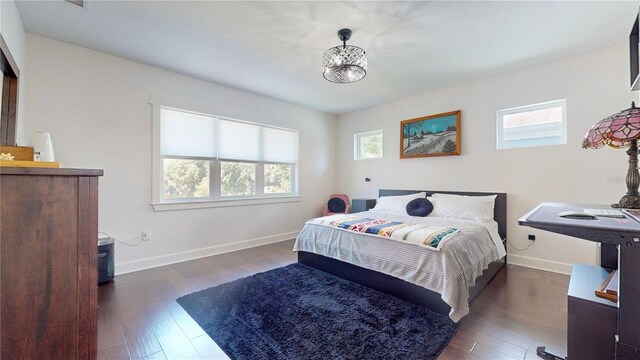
[{"xmin": 0, "ymin": 167, "xmax": 103, "ymax": 360}]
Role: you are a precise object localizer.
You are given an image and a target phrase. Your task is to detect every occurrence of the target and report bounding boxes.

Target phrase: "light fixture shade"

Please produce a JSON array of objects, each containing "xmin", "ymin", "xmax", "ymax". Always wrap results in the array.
[
  {"xmin": 583, "ymin": 102, "xmax": 640, "ymax": 149},
  {"xmin": 322, "ymin": 28, "xmax": 367, "ymax": 84},
  {"xmin": 322, "ymin": 45, "xmax": 367, "ymax": 84},
  {"xmin": 30, "ymin": 131, "xmax": 55, "ymax": 162}
]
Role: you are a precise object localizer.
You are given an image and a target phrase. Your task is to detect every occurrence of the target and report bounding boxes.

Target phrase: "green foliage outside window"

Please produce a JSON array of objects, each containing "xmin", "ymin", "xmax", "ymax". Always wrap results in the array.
[
  {"xmin": 163, "ymin": 159, "xmax": 291, "ymax": 199},
  {"xmin": 360, "ymin": 133, "xmax": 383, "ymax": 159},
  {"xmin": 265, "ymin": 164, "xmax": 291, "ymax": 194},
  {"xmin": 163, "ymin": 159, "xmax": 209, "ymax": 199},
  {"xmin": 221, "ymin": 162, "xmax": 256, "ymax": 196}
]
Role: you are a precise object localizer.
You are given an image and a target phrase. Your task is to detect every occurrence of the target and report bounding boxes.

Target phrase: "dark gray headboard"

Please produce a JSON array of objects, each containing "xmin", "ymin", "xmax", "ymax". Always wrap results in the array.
[{"xmin": 378, "ymin": 189, "xmax": 507, "ymax": 240}]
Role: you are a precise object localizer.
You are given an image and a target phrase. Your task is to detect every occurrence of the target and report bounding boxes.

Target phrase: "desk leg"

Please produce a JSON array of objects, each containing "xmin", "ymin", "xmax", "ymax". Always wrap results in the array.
[
  {"xmin": 601, "ymin": 243, "xmax": 618, "ymax": 270},
  {"xmin": 617, "ymin": 245, "xmax": 640, "ymax": 359}
]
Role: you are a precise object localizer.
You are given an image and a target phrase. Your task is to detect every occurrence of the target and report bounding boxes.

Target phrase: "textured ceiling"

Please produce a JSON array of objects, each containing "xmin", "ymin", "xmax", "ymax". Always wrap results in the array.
[{"xmin": 16, "ymin": 1, "xmax": 639, "ymax": 114}]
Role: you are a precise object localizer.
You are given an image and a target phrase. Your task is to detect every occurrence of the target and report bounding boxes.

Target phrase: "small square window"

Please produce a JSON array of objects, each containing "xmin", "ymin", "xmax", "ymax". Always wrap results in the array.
[
  {"xmin": 354, "ymin": 130, "xmax": 383, "ymax": 160},
  {"xmin": 497, "ymin": 99, "xmax": 567, "ymax": 149}
]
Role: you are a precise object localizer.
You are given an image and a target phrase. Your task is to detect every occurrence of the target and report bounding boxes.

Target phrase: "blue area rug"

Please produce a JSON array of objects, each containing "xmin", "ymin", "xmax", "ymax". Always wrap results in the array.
[{"xmin": 177, "ymin": 263, "xmax": 458, "ymax": 360}]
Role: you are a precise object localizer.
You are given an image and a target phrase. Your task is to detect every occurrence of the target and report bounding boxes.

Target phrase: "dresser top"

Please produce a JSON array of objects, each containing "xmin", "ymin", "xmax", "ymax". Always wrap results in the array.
[{"xmin": 0, "ymin": 167, "xmax": 103, "ymax": 176}]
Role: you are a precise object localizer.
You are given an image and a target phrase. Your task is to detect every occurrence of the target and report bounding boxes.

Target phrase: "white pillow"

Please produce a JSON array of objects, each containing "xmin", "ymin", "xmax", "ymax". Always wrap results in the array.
[
  {"xmin": 429, "ymin": 193, "xmax": 497, "ymax": 221},
  {"xmin": 371, "ymin": 192, "xmax": 427, "ymax": 214}
]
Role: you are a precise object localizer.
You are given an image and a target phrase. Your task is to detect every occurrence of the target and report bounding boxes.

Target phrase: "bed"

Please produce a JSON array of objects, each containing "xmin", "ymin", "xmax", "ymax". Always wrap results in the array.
[{"xmin": 293, "ymin": 189, "xmax": 507, "ymax": 322}]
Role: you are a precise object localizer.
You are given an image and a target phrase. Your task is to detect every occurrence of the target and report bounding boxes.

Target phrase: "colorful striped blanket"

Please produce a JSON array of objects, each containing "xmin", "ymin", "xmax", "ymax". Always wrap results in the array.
[{"xmin": 312, "ymin": 215, "xmax": 460, "ymax": 250}]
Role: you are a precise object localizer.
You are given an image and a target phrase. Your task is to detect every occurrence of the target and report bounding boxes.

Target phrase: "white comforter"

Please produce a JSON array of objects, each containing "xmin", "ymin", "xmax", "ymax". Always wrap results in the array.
[{"xmin": 293, "ymin": 210, "xmax": 504, "ymax": 322}]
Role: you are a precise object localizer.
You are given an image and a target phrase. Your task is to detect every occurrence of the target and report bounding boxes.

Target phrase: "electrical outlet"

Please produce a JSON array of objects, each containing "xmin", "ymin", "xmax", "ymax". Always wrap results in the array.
[
  {"xmin": 142, "ymin": 230, "xmax": 151, "ymax": 241},
  {"xmin": 528, "ymin": 234, "xmax": 536, "ymax": 241}
]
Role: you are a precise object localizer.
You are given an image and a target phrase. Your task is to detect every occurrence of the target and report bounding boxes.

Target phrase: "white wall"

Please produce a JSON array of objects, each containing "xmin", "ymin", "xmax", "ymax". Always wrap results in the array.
[
  {"xmin": 1, "ymin": 0, "xmax": 28, "ymax": 145},
  {"xmin": 337, "ymin": 44, "xmax": 637, "ymax": 274},
  {"xmin": 25, "ymin": 34, "xmax": 336, "ymax": 274}
]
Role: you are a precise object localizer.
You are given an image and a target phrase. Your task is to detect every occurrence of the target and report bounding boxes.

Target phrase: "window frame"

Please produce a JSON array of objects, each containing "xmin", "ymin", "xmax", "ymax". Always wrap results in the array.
[
  {"xmin": 1, "ymin": 34, "xmax": 20, "ymax": 146},
  {"xmin": 496, "ymin": 99, "xmax": 567, "ymax": 150},
  {"xmin": 150, "ymin": 95, "xmax": 300, "ymax": 211},
  {"xmin": 354, "ymin": 129, "xmax": 383, "ymax": 160}
]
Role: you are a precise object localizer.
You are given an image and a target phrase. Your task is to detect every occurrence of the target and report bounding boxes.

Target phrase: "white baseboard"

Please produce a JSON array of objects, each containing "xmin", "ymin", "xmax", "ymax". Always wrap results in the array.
[
  {"xmin": 507, "ymin": 254, "xmax": 572, "ymax": 275},
  {"xmin": 115, "ymin": 231, "xmax": 299, "ymax": 275}
]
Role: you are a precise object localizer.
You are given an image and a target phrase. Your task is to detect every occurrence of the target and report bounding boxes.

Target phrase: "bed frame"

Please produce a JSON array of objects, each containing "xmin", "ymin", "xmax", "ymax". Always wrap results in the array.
[{"xmin": 298, "ymin": 189, "xmax": 507, "ymax": 317}]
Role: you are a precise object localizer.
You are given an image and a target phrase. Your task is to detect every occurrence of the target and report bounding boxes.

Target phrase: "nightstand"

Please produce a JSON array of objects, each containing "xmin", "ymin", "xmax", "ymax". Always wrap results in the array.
[{"xmin": 352, "ymin": 198, "xmax": 376, "ymax": 213}]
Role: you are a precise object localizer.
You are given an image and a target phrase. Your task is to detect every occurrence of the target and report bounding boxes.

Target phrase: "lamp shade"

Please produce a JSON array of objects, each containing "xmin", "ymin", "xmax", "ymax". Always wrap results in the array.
[
  {"xmin": 583, "ymin": 102, "xmax": 640, "ymax": 209},
  {"xmin": 322, "ymin": 45, "xmax": 367, "ymax": 83},
  {"xmin": 322, "ymin": 28, "xmax": 367, "ymax": 84},
  {"xmin": 583, "ymin": 102, "xmax": 640, "ymax": 149},
  {"xmin": 30, "ymin": 131, "xmax": 55, "ymax": 162}
]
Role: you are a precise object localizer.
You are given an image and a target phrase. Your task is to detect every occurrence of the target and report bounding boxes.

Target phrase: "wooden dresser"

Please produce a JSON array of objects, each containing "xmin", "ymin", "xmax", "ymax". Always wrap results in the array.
[{"xmin": 0, "ymin": 167, "xmax": 103, "ymax": 360}]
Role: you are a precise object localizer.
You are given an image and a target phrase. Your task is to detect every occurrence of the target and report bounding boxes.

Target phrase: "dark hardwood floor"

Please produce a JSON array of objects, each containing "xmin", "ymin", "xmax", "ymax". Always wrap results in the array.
[{"xmin": 98, "ymin": 240, "xmax": 568, "ymax": 360}]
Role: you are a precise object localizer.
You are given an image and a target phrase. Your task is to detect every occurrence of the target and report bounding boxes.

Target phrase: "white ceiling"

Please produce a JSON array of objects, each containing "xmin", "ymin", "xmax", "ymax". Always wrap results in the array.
[{"xmin": 15, "ymin": 1, "xmax": 639, "ymax": 115}]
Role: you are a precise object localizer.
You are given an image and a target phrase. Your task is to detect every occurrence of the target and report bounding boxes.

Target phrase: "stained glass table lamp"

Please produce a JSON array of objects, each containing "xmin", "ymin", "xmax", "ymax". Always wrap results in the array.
[{"xmin": 583, "ymin": 102, "xmax": 640, "ymax": 208}]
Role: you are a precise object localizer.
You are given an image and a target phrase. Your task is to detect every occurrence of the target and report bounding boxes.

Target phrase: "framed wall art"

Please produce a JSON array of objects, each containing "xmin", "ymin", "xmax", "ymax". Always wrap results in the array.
[{"xmin": 400, "ymin": 110, "xmax": 461, "ymax": 159}]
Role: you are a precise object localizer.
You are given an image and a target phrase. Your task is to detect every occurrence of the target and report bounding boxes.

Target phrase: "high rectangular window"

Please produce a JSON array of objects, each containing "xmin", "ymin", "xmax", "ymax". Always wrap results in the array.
[
  {"xmin": 354, "ymin": 130, "xmax": 383, "ymax": 160},
  {"xmin": 153, "ymin": 104, "xmax": 298, "ymax": 208},
  {"xmin": 497, "ymin": 99, "xmax": 567, "ymax": 149}
]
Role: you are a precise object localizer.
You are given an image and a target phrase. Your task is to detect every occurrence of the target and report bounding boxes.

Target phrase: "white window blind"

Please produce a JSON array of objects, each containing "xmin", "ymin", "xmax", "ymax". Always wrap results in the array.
[
  {"xmin": 151, "ymin": 97, "xmax": 300, "ymax": 210},
  {"xmin": 263, "ymin": 127, "xmax": 297, "ymax": 163},
  {"xmin": 160, "ymin": 108, "xmax": 217, "ymax": 158},
  {"xmin": 218, "ymin": 119, "xmax": 261, "ymax": 161}
]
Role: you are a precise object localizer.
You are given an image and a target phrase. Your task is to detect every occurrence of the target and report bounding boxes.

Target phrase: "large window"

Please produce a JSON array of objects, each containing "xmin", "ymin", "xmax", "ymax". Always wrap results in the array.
[
  {"xmin": 354, "ymin": 130, "xmax": 383, "ymax": 160},
  {"xmin": 496, "ymin": 99, "xmax": 567, "ymax": 149},
  {"xmin": 151, "ymin": 100, "xmax": 298, "ymax": 210}
]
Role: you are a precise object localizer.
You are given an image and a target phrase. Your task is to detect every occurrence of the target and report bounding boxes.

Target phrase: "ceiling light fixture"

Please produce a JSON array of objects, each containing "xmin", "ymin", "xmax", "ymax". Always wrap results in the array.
[
  {"xmin": 322, "ymin": 28, "xmax": 367, "ymax": 84},
  {"xmin": 65, "ymin": 0, "xmax": 85, "ymax": 8}
]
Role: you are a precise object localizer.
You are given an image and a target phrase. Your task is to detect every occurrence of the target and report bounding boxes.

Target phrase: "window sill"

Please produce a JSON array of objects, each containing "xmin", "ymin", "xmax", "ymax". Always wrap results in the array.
[
  {"xmin": 151, "ymin": 195, "xmax": 302, "ymax": 212},
  {"xmin": 354, "ymin": 157, "xmax": 383, "ymax": 161}
]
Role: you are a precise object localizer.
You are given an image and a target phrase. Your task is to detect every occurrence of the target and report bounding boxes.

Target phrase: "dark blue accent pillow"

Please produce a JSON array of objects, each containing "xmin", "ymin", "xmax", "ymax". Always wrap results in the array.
[
  {"xmin": 406, "ymin": 198, "xmax": 433, "ymax": 217},
  {"xmin": 328, "ymin": 198, "xmax": 346, "ymax": 213}
]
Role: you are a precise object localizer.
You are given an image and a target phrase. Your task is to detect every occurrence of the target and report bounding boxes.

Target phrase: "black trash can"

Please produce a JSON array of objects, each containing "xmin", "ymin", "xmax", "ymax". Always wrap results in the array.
[{"xmin": 98, "ymin": 234, "xmax": 115, "ymax": 284}]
